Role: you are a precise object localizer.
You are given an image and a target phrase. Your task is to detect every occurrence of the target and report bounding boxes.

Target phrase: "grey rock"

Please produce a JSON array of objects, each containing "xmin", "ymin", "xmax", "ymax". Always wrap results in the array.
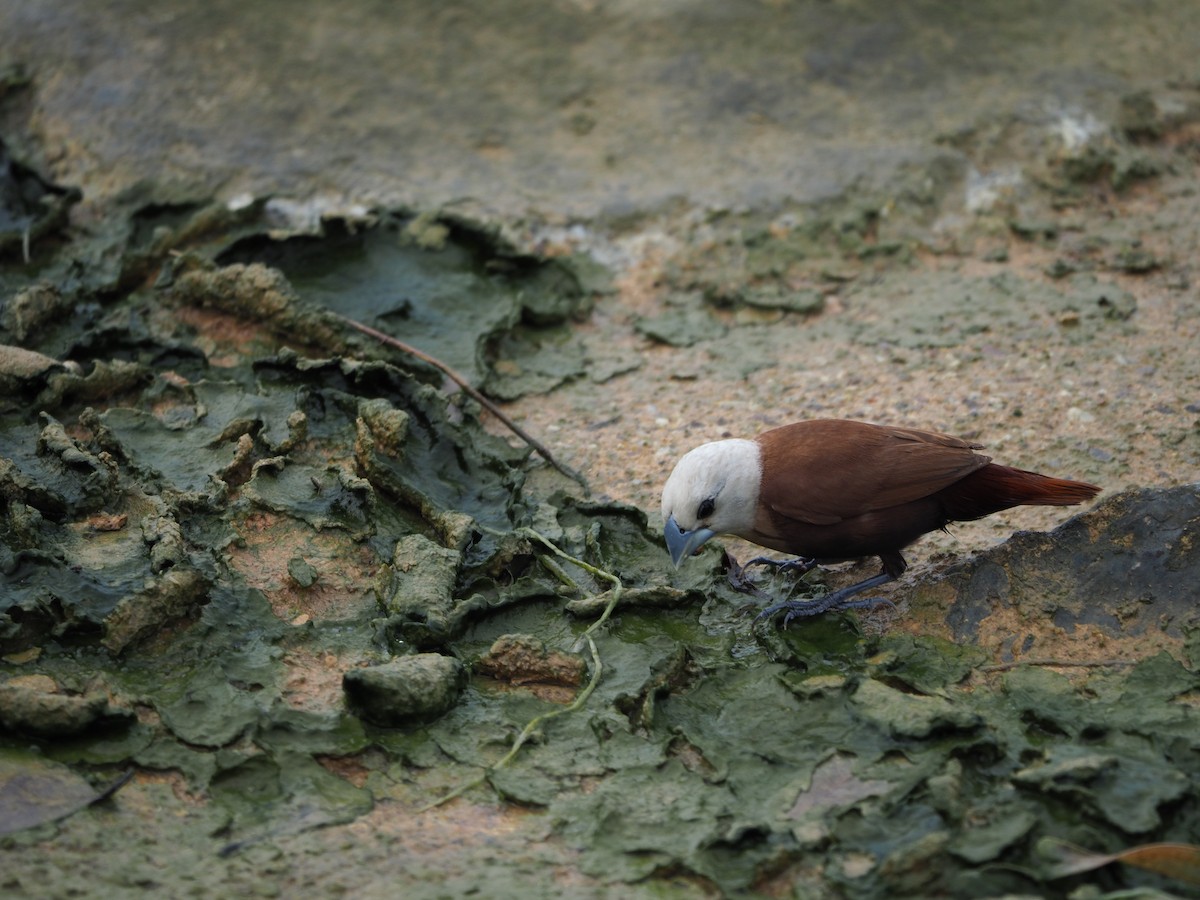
[{"xmin": 933, "ymin": 483, "xmax": 1200, "ymax": 641}]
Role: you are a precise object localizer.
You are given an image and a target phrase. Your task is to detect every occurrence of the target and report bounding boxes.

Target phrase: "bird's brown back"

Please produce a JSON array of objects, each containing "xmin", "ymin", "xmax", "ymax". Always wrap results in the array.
[
  {"xmin": 748, "ymin": 419, "xmax": 1099, "ymax": 562},
  {"xmin": 755, "ymin": 420, "xmax": 991, "ymax": 527}
]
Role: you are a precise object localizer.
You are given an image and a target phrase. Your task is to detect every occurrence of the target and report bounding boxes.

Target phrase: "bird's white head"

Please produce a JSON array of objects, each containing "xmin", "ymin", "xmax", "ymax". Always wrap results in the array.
[{"xmin": 660, "ymin": 438, "xmax": 762, "ymax": 567}]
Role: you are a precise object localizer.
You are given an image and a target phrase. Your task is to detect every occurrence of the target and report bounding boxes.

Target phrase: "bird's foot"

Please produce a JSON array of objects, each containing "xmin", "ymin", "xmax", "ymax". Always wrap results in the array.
[
  {"xmin": 743, "ymin": 555, "xmax": 818, "ymax": 577},
  {"xmin": 724, "ymin": 552, "xmax": 817, "ymax": 596},
  {"xmin": 755, "ymin": 594, "xmax": 894, "ymax": 628},
  {"xmin": 754, "ymin": 572, "xmax": 896, "ymax": 628}
]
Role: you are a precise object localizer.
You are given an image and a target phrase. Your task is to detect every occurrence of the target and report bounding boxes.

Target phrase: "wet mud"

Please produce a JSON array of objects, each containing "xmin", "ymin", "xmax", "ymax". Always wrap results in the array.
[{"xmin": 1, "ymin": 3, "xmax": 1200, "ymax": 898}]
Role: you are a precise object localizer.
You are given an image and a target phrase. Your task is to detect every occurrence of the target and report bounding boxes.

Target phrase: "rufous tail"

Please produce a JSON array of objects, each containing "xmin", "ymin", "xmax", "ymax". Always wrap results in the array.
[{"xmin": 941, "ymin": 464, "xmax": 1101, "ymax": 521}]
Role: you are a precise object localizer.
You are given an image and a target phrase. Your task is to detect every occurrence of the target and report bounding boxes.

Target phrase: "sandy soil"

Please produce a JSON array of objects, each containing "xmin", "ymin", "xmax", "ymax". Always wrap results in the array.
[{"xmin": 493, "ymin": 177, "xmax": 1199, "ymax": 578}]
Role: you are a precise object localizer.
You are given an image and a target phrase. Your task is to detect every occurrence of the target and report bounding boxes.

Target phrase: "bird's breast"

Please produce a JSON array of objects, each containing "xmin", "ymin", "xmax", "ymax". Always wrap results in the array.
[{"xmin": 751, "ymin": 496, "xmax": 947, "ymax": 561}]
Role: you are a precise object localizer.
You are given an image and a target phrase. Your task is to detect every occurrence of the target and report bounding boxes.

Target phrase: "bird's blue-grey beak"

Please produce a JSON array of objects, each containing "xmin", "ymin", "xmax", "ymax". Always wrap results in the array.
[{"xmin": 664, "ymin": 515, "xmax": 716, "ymax": 568}]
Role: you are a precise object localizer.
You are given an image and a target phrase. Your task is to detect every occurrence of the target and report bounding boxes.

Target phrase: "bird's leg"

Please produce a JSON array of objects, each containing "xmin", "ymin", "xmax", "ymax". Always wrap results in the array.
[
  {"xmin": 755, "ymin": 572, "xmax": 895, "ymax": 628},
  {"xmin": 723, "ymin": 552, "xmax": 818, "ymax": 595}
]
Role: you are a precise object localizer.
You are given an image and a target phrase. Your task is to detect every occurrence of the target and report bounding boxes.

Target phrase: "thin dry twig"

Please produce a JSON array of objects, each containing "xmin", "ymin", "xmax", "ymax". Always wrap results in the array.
[
  {"xmin": 335, "ymin": 312, "xmax": 588, "ymax": 490},
  {"xmin": 978, "ymin": 658, "xmax": 1139, "ymax": 673}
]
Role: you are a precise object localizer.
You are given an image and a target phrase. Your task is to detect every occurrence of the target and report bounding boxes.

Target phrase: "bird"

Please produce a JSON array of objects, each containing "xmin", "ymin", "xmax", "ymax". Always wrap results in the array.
[{"xmin": 660, "ymin": 419, "xmax": 1101, "ymax": 626}]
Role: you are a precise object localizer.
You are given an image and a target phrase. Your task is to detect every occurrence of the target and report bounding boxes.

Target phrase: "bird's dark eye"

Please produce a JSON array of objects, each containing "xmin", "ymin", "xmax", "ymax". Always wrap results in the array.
[{"xmin": 697, "ymin": 497, "xmax": 716, "ymax": 519}]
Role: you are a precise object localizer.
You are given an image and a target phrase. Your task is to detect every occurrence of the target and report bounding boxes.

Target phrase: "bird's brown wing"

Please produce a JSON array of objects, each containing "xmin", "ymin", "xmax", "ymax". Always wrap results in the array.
[{"xmin": 755, "ymin": 420, "xmax": 990, "ymax": 528}]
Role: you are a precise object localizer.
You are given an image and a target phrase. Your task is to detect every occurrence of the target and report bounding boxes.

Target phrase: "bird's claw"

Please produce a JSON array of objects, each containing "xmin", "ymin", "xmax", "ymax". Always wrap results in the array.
[
  {"xmin": 724, "ymin": 552, "xmax": 817, "ymax": 596},
  {"xmin": 723, "ymin": 551, "xmax": 767, "ymax": 596},
  {"xmin": 756, "ymin": 570, "xmax": 897, "ymax": 627},
  {"xmin": 744, "ymin": 555, "xmax": 818, "ymax": 577},
  {"xmin": 756, "ymin": 594, "xmax": 895, "ymax": 628}
]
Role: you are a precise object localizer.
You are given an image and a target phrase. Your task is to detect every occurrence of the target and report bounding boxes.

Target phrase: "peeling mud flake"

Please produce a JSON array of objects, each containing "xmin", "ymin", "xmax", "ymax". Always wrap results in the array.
[
  {"xmin": 141, "ymin": 510, "xmax": 185, "ymax": 574},
  {"xmin": 352, "ymin": 407, "xmax": 483, "ymax": 551},
  {"xmin": 34, "ymin": 414, "xmax": 119, "ymax": 515},
  {"xmin": 947, "ymin": 805, "xmax": 1038, "ymax": 865},
  {"xmin": 483, "ymin": 326, "xmax": 646, "ymax": 399},
  {"xmin": 0, "ymin": 674, "xmax": 132, "ymax": 737},
  {"xmin": 0, "ymin": 344, "xmax": 73, "ymax": 401},
  {"xmin": 0, "ymin": 139, "xmax": 81, "ymax": 259},
  {"xmin": 356, "ymin": 398, "xmax": 409, "ymax": 456},
  {"xmin": 635, "ymin": 307, "xmax": 727, "ymax": 348},
  {"xmin": 343, "ymin": 653, "xmax": 466, "ymax": 726},
  {"xmin": 2, "ymin": 283, "xmax": 73, "ymax": 345},
  {"xmin": 374, "ymin": 534, "xmax": 463, "ymax": 644},
  {"xmin": 475, "ymin": 633, "xmax": 585, "ymax": 688},
  {"xmin": 1012, "ymin": 745, "xmax": 1190, "ymax": 834},
  {"xmin": 39, "ymin": 358, "xmax": 151, "ymax": 410},
  {"xmin": 102, "ymin": 565, "xmax": 211, "ymax": 654},
  {"xmin": 168, "ymin": 260, "xmax": 345, "ymax": 351},
  {"xmin": 851, "ymin": 679, "xmax": 981, "ymax": 739},
  {"xmin": 0, "ymin": 750, "xmax": 129, "ymax": 837},
  {"xmin": 739, "ymin": 284, "xmax": 825, "ymax": 315}
]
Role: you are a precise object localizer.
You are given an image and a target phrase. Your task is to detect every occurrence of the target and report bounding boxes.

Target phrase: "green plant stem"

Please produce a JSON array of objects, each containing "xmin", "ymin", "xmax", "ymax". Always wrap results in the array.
[
  {"xmin": 420, "ymin": 530, "xmax": 622, "ymax": 812},
  {"xmin": 519, "ymin": 528, "xmax": 623, "ymax": 639}
]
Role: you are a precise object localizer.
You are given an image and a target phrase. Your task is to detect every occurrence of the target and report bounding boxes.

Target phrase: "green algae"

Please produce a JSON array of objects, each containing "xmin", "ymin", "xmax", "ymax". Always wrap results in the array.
[
  {"xmin": 209, "ymin": 751, "xmax": 373, "ymax": 849},
  {"xmin": 0, "ymin": 195, "xmax": 615, "ymax": 879},
  {"xmin": 216, "ymin": 213, "xmax": 591, "ymax": 394},
  {"xmin": 837, "ymin": 269, "xmax": 1137, "ymax": 349},
  {"xmin": 0, "ymin": 189, "xmax": 1198, "ymax": 900}
]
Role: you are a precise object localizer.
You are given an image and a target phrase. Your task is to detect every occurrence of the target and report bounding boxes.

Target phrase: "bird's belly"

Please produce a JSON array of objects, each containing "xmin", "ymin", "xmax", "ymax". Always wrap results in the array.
[{"xmin": 750, "ymin": 500, "xmax": 946, "ymax": 561}]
